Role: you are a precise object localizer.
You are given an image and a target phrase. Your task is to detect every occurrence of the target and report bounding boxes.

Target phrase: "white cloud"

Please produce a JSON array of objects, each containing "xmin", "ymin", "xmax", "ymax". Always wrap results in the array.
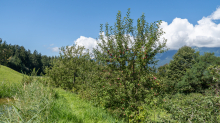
[
  {"xmin": 159, "ymin": 6, "xmax": 220, "ymax": 50},
  {"xmin": 50, "ymin": 44, "xmax": 54, "ymax": 46},
  {"xmin": 51, "ymin": 47, "xmax": 59, "ymax": 52},
  {"xmin": 73, "ymin": 33, "xmax": 137, "ymax": 59},
  {"xmin": 72, "ymin": 6, "xmax": 220, "ymax": 59}
]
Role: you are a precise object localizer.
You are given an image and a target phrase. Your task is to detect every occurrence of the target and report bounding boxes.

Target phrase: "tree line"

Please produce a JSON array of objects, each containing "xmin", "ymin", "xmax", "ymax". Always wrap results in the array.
[{"xmin": 0, "ymin": 38, "xmax": 59, "ymax": 75}]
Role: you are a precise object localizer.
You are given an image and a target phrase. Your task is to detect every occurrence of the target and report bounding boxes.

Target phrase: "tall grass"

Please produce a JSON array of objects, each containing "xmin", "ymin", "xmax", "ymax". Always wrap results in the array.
[
  {"xmin": 0, "ymin": 75, "xmax": 126, "ymax": 122},
  {"xmin": 0, "ymin": 79, "xmax": 54, "ymax": 122},
  {"xmin": 52, "ymin": 88, "xmax": 125, "ymax": 123},
  {"xmin": 0, "ymin": 81, "xmax": 21, "ymax": 98}
]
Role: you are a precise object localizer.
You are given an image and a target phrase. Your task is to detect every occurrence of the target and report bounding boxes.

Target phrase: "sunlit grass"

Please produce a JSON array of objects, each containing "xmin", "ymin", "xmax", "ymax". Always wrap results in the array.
[
  {"xmin": 53, "ymin": 88, "xmax": 125, "ymax": 123},
  {"xmin": 0, "ymin": 80, "xmax": 53, "ymax": 122},
  {"xmin": 0, "ymin": 65, "xmax": 26, "ymax": 84},
  {"xmin": 0, "ymin": 80, "xmax": 125, "ymax": 122}
]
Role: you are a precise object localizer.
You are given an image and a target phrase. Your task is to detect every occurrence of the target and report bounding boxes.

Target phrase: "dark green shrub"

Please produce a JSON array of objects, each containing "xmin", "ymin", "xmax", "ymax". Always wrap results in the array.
[
  {"xmin": 160, "ymin": 93, "xmax": 220, "ymax": 122},
  {"xmin": 162, "ymin": 45, "xmax": 200, "ymax": 94},
  {"xmin": 206, "ymin": 64, "xmax": 220, "ymax": 96},
  {"xmin": 156, "ymin": 63, "xmax": 170, "ymax": 78},
  {"xmin": 44, "ymin": 44, "xmax": 94, "ymax": 90},
  {"xmin": 176, "ymin": 52, "xmax": 220, "ymax": 94}
]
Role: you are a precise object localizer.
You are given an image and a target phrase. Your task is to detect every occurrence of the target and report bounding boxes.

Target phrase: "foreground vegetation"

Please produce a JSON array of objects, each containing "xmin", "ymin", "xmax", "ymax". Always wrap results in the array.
[
  {"xmin": 0, "ymin": 72, "xmax": 126, "ymax": 122},
  {"xmin": 1, "ymin": 65, "xmax": 220, "ymax": 122}
]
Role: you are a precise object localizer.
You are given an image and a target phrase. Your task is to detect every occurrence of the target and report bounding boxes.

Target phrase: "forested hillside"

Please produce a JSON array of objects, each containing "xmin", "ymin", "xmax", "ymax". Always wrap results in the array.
[{"xmin": 0, "ymin": 38, "xmax": 59, "ymax": 75}]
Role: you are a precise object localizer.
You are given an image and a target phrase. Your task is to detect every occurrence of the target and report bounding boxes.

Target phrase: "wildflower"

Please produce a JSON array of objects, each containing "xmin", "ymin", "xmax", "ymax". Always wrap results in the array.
[
  {"xmin": 122, "ymin": 108, "xmax": 124, "ymax": 109},
  {"xmin": 138, "ymin": 84, "xmax": 139, "ymax": 86},
  {"xmin": 103, "ymin": 86, "xmax": 105, "ymax": 87},
  {"xmin": 124, "ymin": 114, "xmax": 125, "ymax": 115}
]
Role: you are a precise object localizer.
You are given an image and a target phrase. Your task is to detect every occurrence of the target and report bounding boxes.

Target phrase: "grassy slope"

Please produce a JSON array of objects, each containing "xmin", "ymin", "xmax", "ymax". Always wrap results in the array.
[
  {"xmin": 0, "ymin": 65, "xmax": 26, "ymax": 84},
  {"xmin": 0, "ymin": 65, "xmax": 125, "ymax": 122}
]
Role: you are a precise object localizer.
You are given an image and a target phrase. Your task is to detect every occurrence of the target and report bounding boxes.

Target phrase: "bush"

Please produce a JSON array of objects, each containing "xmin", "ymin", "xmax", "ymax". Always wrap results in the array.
[
  {"xmin": 160, "ymin": 93, "xmax": 220, "ymax": 122},
  {"xmin": 176, "ymin": 52, "xmax": 220, "ymax": 94}
]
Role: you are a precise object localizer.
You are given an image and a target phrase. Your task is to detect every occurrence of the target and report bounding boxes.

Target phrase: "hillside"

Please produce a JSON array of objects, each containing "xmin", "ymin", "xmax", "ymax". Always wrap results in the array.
[{"xmin": 0, "ymin": 65, "xmax": 26, "ymax": 84}]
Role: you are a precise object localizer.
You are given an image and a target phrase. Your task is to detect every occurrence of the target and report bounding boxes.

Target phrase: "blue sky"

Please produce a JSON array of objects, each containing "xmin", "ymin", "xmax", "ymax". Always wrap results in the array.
[{"xmin": 0, "ymin": 0, "xmax": 220, "ymax": 58}]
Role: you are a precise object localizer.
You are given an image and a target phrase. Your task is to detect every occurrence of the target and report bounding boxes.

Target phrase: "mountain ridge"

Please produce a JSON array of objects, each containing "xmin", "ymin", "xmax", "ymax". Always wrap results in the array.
[{"xmin": 152, "ymin": 46, "xmax": 220, "ymax": 69}]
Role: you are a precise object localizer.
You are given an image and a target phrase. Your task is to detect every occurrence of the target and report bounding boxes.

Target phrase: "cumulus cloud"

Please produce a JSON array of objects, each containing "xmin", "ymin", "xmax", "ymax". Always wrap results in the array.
[
  {"xmin": 73, "ymin": 33, "xmax": 138, "ymax": 59},
  {"xmin": 72, "ymin": 6, "xmax": 220, "ymax": 59},
  {"xmin": 51, "ymin": 47, "xmax": 59, "ymax": 52},
  {"xmin": 159, "ymin": 6, "xmax": 220, "ymax": 50}
]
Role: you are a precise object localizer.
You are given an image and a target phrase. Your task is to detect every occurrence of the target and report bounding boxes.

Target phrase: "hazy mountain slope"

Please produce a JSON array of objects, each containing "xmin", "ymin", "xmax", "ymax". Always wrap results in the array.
[{"xmin": 152, "ymin": 46, "xmax": 220, "ymax": 69}]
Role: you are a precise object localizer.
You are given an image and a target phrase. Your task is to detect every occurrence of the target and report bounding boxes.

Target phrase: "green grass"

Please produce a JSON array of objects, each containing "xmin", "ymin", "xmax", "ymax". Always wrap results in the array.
[
  {"xmin": 0, "ymin": 80, "xmax": 125, "ymax": 122},
  {"xmin": 52, "ymin": 88, "xmax": 124, "ymax": 123},
  {"xmin": 0, "ymin": 65, "xmax": 26, "ymax": 84},
  {"xmin": 0, "ymin": 65, "xmax": 125, "ymax": 122},
  {"xmin": 0, "ymin": 81, "xmax": 21, "ymax": 98}
]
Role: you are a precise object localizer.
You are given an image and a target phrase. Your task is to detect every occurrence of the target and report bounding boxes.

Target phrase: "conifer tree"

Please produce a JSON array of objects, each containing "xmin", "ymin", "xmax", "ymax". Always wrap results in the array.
[
  {"xmin": 164, "ymin": 45, "xmax": 200, "ymax": 94},
  {"xmin": 177, "ymin": 52, "xmax": 220, "ymax": 94}
]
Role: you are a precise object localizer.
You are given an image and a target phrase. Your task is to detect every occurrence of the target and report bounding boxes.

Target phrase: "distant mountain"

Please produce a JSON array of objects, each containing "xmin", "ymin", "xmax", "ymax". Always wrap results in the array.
[
  {"xmin": 90, "ymin": 46, "xmax": 220, "ymax": 71},
  {"xmin": 151, "ymin": 46, "xmax": 220, "ymax": 69}
]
